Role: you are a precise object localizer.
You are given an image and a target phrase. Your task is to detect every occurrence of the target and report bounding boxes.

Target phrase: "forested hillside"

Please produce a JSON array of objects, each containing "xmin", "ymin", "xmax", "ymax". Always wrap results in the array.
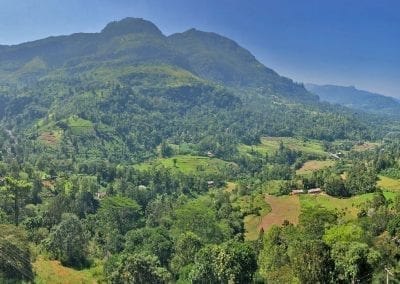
[{"xmin": 1, "ymin": 17, "xmax": 400, "ymax": 283}]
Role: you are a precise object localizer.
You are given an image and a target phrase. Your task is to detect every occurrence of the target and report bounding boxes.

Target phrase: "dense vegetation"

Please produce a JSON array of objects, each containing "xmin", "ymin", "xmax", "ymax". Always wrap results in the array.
[{"xmin": 0, "ymin": 17, "xmax": 400, "ymax": 283}]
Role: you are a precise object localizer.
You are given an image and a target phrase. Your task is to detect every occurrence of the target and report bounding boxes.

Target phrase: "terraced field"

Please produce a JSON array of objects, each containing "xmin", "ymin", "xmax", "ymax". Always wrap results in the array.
[{"xmin": 378, "ymin": 175, "xmax": 400, "ymax": 192}]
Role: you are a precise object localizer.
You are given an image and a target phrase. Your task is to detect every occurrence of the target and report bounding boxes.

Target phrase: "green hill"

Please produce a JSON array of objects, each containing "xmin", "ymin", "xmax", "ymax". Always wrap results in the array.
[{"xmin": 0, "ymin": 18, "xmax": 390, "ymax": 163}]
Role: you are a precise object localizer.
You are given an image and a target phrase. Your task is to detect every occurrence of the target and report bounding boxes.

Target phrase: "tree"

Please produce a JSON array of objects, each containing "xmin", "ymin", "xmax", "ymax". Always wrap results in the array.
[
  {"xmin": 188, "ymin": 241, "xmax": 257, "ymax": 283},
  {"xmin": 299, "ymin": 205, "xmax": 337, "ymax": 239},
  {"xmin": 4, "ymin": 177, "xmax": 32, "ymax": 226},
  {"xmin": 160, "ymin": 141, "xmax": 173, "ymax": 158},
  {"xmin": 43, "ymin": 213, "xmax": 88, "ymax": 268},
  {"xmin": 324, "ymin": 174, "xmax": 348, "ymax": 197},
  {"xmin": 258, "ymin": 225, "xmax": 293, "ymax": 282},
  {"xmin": 98, "ymin": 196, "xmax": 142, "ymax": 235},
  {"xmin": 331, "ymin": 242, "xmax": 380, "ymax": 283},
  {"xmin": 0, "ymin": 224, "xmax": 33, "ymax": 282},
  {"xmin": 170, "ymin": 232, "xmax": 203, "ymax": 275},
  {"xmin": 345, "ymin": 163, "xmax": 377, "ymax": 195},
  {"xmin": 104, "ymin": 253, "xmax": 170, "ymax": 284},
  {"xmin": 289, "ymin": 240, "xmax": 334, "ymax": 283},
  {"xmin": 124, "ymin": 227, "xmax": 173, "ymax": 265},
  {"xmin": 323, "ymin": 224, "xmax": 367, "ymax": 246},
  {"xmin": 172, "ymin": 199, "xmax": 230, "ymax": 243}
]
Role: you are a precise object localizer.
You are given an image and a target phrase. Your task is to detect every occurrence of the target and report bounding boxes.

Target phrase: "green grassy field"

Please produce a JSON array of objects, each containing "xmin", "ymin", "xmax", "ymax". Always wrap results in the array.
[
  {"xmin": 244, "ymin": 214, "xmax": 263, "ymax": 240},
  {"xmin": 239, "ymin": 136, "xmax": 328, "ymax": 157},
  {"xmin": 377, "ymin": 175, "xmax": 400, "ymax": 192},
  {"xmin": 34, "ymin": 257, "xmax": 103, "ymax": 284},
  {"xmin": 236, "ymin": 192, "xmax": 272, "ymax": 240},
  {"xmin": 299, "ymin": 191, "xmax": 396, "ymax": 219},
  {"xmin": 135, "ymin": 155, "xmax": 236, "ymax": 174},
  {"xmin": 67, "ymin": 116, "xmax": 95, "ymax": 135}
]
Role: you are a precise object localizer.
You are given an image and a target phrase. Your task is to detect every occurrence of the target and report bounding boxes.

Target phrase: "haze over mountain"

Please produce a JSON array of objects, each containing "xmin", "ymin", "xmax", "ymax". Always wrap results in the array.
[{"xmin": 306, "ymin": 83, "xmax": 400, "ymax": 117}]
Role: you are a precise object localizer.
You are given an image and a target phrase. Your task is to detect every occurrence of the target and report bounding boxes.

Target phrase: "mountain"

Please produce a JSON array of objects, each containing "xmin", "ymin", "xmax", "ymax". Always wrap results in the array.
[
  {"xmin": 305, "ymin": 83, "xmax": 400, "ymax": 117},
  {"xmin": 0, "ymin": 17, "xmax": 316, "ymax": 103},
  {"xmin": 168, "ymin": 29, "xmax": 316, "ymax": 102},
  {"xmin": 0, "ymin": 18, "xmax": 386, "ymax": 163}
]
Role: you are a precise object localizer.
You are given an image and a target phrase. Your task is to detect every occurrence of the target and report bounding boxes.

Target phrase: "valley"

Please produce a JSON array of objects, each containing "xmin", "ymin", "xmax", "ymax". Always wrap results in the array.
[{"xmin": 0, "ymin": 17, "xmax": 399, "ymax": 284}]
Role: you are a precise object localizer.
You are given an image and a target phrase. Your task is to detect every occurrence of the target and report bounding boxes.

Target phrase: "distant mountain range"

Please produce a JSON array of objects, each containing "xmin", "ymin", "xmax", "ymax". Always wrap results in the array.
[{"xmin": 305, "ymin": 83, "xmax": 400, "ymax": 117}]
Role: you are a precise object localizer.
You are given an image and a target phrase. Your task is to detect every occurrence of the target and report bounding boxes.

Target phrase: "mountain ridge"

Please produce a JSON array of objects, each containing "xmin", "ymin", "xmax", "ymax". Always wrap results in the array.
[
  {"xmin": 0, "ymin": 17, "xmax": 389, "ymax": 164},
  {"xmin": 0, "ymin": 17, "xmax": 317, "ymax": 102},
  {"xmin": 306, "ymin": 83, "xmax": 400, "ymax": 117}
]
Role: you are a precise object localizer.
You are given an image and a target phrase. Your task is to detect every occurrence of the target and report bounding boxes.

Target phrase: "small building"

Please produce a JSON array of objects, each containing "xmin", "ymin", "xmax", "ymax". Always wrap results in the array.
[
  {"xmin": 138, "ymin": 185, "xmax": 147, "ymax": 191},
  {"xmin": 207, "ymin": 181, "xmax": 215, "ymax": 188},
  {"xmin": 290, "ymin": 189, "xmax": 305, "ymax": 195},
  {"xmin": 95, "ymin": 191, "xmax": 107, "ymax": 200},
  {"xmin": 308, "ymin": 188, "xmax": 322, "ymax": 194},
  {"xmin": 207, "ymin": 151, "xmax": 215, "ymax": 158}
]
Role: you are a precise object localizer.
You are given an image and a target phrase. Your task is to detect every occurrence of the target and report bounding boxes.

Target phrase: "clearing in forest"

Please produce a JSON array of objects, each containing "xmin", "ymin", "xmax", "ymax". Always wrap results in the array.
[
  {"xmin": 378, "ymin": 175, "xmax": 400, "ymax": 192},
  {"xmin": 39, "ymin": 131, "xmax": 61, "ymax": 145},
  {"xmin": 135, "ymin": 155, "xmax": 236, "ymax": 174},
  {"xmin": 258, "ymin": 194, "xmax": 300, "ymax": 232},
  {"xmin": 239, "ymin": 136, "xmax": 328, "ymax": 157},
  {"xmin": 299, "ymin": 191, "xmax": 397, "ymax": 219},
  {"xmin": 296, "ymin": 160, "xmax": 335, "ymax": 175},
  {"xmin": 34, "ymin": 257, "xmax": 98, "ymax": 284}
]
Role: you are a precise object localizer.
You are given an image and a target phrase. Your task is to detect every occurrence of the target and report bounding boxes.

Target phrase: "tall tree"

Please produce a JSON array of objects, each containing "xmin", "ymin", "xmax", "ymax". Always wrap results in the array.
[
  {"xmin": 104, "ymin": 253, "xmax": 170, "ymax": 284},
  {"xmin": 289, "ymin": 240, "xmax": 334, "ymax": 283},
  {"xmin": 4, "ymin": 177, "xmax": 32, "ymax": 226},
  {"xmin": 43, "ymin": 213, "xmax": 88, "ymax": 268}
]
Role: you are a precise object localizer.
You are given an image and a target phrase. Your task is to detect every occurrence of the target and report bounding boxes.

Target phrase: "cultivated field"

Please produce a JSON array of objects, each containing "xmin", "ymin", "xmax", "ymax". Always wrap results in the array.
[
  {"xmin": 135, "ymin": 154, "xmax": 236, "ymax": 174},
  {"xmin": 296, "ymin": 160, "xmax": 335, "ymax": 175},
  {"xmin": 257, "ymin": 194, "xmax": 300, "ymax": 234},
  {"xmin": 378, "ymin": 175, "xmax": 400, "ymax": 192},
  {"xmin": 244, "ymin": 191, "xmax": 397, "ymax": 240},
  {"xmin": 239, "ymin": 136, "xmax": 328, "ymax": 157}
]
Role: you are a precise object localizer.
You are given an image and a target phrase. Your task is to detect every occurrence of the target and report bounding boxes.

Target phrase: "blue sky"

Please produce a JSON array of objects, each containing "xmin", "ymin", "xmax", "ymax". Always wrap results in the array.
[{"xmin": 0, "ymin": 0, "xmax": 399, "ymax": 97}]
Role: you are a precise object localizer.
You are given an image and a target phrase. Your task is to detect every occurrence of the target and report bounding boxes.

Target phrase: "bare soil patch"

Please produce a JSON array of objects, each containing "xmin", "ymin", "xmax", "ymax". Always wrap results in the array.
[{"xmin": 259, "ymin": 194, "xmax": 300, "ymax": 232}]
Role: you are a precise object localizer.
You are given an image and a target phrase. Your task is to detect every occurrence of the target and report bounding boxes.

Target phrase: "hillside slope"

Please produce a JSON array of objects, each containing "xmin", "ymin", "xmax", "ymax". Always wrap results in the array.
[
  {"xmin": 306, "ymin": 83, "xmax": 400, "ymax": 117},
  {"xmin": 0, "ymin": 18, "xmax": 386, "ymax": 163}
]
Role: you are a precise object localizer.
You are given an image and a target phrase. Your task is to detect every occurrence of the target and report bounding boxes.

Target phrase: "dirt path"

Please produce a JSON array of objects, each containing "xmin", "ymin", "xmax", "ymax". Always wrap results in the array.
[{"xmin": 259, "ymin": 194, "xmax": 301, "ymax": 232}]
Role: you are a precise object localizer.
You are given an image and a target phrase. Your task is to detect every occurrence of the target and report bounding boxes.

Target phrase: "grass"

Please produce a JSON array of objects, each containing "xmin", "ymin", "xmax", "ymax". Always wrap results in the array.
[
  {"xmin": 244, "ymin": 190, "xmax": 397, "ymax": 240},
  {"xmin": 244, "ymin": 214, "xmax": 262, "ymax": 240},
  {"xmin": 296, "ymin": 160, "xmax": 335, "ymax": 175},
  {"xmin": 135, "ymin": 155, "xmax": 236, "ymax": 174},
  {"xmin": 261, "ymin": 180, "xmax": 286, "ymax": 195},
  {"xmin": 67, "ymin": 116, "xmax": 94, "ymax": 135},
  {"xmin": 377, "ymin": 175, "xmax": 400, "ymax": 192},
  {"xmin": 236, "ymin": 191, "xmax": 272, "ymax": 240},
  {"xmin": 299, "ymin": 191, "xmax": 397, "ymax": 219},
  {"xmin": 239, "ymin": 136, "xmax": 328, "ymax": 157},
  {"xmin": 34, "ymin": 256, "xmax": 101, "ymax": 284}
]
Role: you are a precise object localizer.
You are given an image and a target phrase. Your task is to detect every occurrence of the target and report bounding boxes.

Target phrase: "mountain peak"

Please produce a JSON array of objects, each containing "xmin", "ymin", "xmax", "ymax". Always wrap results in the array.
[{"xmin": 101, "ymin": 17, "xmax": 163, "ymax": 37}]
